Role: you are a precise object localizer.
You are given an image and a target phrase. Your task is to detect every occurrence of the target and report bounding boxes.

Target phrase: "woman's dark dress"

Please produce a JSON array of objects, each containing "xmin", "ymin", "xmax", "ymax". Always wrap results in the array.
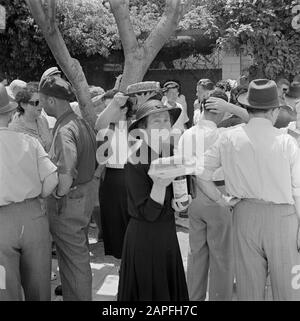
[{"xmin": 117, "ymin": 145, "xmax": 189, "ymax": 301}]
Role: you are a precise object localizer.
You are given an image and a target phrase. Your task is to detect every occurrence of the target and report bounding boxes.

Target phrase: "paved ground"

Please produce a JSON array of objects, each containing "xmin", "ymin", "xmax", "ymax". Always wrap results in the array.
[
  {"xmin": 50, "ymin": 214, "xmax": 189, "ymax": 301},
  {"xmin": 51, "ymin": 214, "xmax": 272, "ymax": 301}
]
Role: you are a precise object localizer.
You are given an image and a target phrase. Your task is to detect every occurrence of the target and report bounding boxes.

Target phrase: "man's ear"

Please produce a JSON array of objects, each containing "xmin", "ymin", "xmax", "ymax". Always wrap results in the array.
[{"xmin": 48, "ymin": 96, "xmax": 55, "ymax": 106}]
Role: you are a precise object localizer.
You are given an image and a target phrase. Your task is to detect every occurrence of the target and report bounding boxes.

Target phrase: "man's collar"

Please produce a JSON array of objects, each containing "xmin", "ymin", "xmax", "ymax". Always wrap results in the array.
[
  {"xmin": 248, "ymin": 117, "xmax": 273, "ymax": 127},
  {"xmin": 53, "ymin": 109, "xmax": 75, "ymax": 133},
  {"xmin": 197, "ymin": 118, "xmax": 217, "ymax": 129}
]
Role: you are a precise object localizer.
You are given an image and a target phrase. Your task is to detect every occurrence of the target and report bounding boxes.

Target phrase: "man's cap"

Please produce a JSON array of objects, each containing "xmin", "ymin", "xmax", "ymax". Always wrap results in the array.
[
  {"xmin": 0, "ymin": 84, "xmax": 18, "ymax": 114},
  {"xmin": 41, "ymin": 67, "xmax": 61, "ymax": 80},
  {"xmin": 162, "ymin": 81, "xmax": 180, "ymax": 92},
  {"xmin": 285, "ymin": 82, "xmax": 300, "ymax": 99},
  {"xmin": 39, "ymin": 67, "xmax": 62, "ymax": 90},
  {"xmin": 197, "ymin": 78, "xmax": 215, "ymax": 90},
  {"xmin": 5, "ymin": 79, "xmax": 27, "ymax": 100},
  {"xmin": 237, "ymin": 79, "xmax": 280, "ymax": 110},
  {"xmin": 39, "ymin": 76, "xmax": 76, "ymax": 102}
]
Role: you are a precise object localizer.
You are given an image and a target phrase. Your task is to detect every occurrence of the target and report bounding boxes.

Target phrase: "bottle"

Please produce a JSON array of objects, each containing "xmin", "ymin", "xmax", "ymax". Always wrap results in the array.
[{"xmin": 172, "ymin": 176, "xmax": 189, "ymax": 217}]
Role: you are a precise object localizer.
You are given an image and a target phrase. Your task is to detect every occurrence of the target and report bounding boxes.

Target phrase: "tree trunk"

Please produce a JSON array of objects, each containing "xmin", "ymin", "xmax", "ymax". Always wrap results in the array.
[
  {"xmin": 110, "ymin": 0, "xmax": 189, "ymax": 91},
  {"xmin": 26, "ymin": 0, "xmax": 96, "ymax": 128},
  {"xmin": 119, "ymin": 51, "xmax": 147, "ymax": 92}
]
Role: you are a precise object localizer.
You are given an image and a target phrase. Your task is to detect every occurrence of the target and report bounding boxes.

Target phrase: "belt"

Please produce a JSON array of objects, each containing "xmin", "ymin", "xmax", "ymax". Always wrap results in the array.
[
  {"xmin": 106, "ymin": 164, "xmax": 125, "ymax": 169},
  {"xmin": 0, "ymin": 197, "xmax": 38, "ymax": 208},
  {"xmin": 242, "ymin": 198, "xmax": 292, "ymax": 206},
  {"xmin": 214, "ymin": 180, "xmax": 225, "ymax": 187}
]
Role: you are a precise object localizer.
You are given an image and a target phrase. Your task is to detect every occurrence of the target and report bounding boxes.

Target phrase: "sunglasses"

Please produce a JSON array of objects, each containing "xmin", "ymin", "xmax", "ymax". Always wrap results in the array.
[{"xmin": 27, "ymin": 100, "xmax": 39, "ymax": 107}]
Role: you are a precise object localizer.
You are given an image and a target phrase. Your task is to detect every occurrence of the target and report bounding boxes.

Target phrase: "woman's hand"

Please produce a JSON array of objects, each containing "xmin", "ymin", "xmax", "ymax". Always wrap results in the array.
[
  {"xmin": 149, "ymin": 175, "xmax": 174, "ymax": 188},
  {"xmin": 96, "ymin": 92, "xmax": 128, "ymax": 129},
  {"xmin": 216, "ymin": 194, "xmax": 241, "ymax": 208},
  {"xmin": 172, "ymin": 195, "xmax": 192, "ymax": 212},
  {"xmin": 149, "ymin": 176, "xmax": 174, "ymax": 205}
]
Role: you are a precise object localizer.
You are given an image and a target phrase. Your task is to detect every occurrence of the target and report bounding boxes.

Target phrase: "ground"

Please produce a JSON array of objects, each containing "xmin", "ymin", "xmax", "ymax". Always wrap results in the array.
[
  {"xmin": 50, "ymin": 214, "xmax": 272, "ymax": 301},
  {"xmin": 50, "ymin": 214, "xmax": 189, "ymax": 301}
]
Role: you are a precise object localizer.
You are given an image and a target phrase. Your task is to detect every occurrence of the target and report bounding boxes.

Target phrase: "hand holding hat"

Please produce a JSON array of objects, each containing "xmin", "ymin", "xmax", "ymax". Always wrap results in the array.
[{"xmin": 105, "ymin": 92, "xmax": 129, "ymax": 123}]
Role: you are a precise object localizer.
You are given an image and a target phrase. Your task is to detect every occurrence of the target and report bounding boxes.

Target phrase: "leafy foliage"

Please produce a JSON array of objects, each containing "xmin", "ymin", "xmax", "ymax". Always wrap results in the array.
[
  {"xmin": 209, "ymin": 0, "xmax": 300, "ymax": 80},
  {"xmin": 0, "ymin": 0, "xmax": 214, "ymax": 80},
  {"xmin": 0, "ymin": 0, "xmax": 55, "ymax": 80}
]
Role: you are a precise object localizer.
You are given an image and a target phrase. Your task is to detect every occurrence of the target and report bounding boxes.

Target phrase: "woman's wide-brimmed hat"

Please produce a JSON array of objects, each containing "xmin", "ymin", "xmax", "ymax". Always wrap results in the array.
[
  {"xmin": 128, "ymin": 99, "xmax": 181, "ymax": 131},
  {"xmin": 0, "ymin": 84, "xmax": 18, "ymax": 115},
  {"xmin": 237, "ymin": 79, "xmax": 280, "ymax": 109}
]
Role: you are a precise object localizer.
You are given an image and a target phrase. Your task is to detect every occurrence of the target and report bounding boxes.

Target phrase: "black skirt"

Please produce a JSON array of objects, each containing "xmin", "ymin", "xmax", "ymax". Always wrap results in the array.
[
  {"xmin": 117, "ymin": 218, "xmax": 189, "ymax": 301},
  {"xmin": 99, "ymin": 168, "xmax": 129, "ymax": 259}
]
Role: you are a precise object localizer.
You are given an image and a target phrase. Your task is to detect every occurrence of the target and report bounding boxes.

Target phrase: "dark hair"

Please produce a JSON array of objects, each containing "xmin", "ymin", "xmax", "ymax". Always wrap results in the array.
[
  {"xmin": 202, "ymin": 88, "xmax": 228, "ymax": 112},
  {"xmin": 246, "ymin": 107, "xmax": 278, "ymax": 114},
  {"xmin": 15, "ymin": 83, "xmax": 39, "ymax": 115},
  {"xmin": 216, "ymin": 80, "xmax": 231, "ymax": 92},
  {"xmin": 230, "ymin": 85, "xmax": 248, "ymax": 105}
]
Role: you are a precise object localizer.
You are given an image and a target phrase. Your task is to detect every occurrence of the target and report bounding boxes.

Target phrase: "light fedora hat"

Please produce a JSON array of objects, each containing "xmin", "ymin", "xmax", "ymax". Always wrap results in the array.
[
  {"xmin": 0, "ymin": 84, "xmax": 18, "ymax": 115},
  {"xmin": 237, "ymin": 79, "xmax": 280, "ymax": 109}
]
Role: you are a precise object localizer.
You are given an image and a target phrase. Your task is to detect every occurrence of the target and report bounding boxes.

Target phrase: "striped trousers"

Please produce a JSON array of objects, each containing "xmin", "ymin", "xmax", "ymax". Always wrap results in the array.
[{"xmin": 233, "ymin": 199, "xmax": 300, "ymax": 300}]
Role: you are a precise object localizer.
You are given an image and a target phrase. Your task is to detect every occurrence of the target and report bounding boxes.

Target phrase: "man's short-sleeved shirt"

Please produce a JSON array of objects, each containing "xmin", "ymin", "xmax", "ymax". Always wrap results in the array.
[
  {"xmin": 200, "ymin": 118, "xmax": 300, "ymax": 204},
  {"xmin": 51, "ymin": 110, "xmax": 96, "ymax": 186},
  {"xmin": 0, "ymin": 128, "xmax": 57, "ymax": 206}
]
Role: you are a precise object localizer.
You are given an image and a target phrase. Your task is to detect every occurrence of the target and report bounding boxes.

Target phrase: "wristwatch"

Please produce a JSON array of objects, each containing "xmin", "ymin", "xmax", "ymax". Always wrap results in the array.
[{"xmin": 52, "ymin": 190, "xmax": 65, "ymax": 200}]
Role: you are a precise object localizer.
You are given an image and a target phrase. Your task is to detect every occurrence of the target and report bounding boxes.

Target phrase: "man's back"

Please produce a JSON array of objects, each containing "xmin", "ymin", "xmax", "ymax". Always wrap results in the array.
[
  {"xmin": 203, "ymin": 118, "xmax": 300, "ymax": 204},
  {"xmin": 0, "ymin": 129, "xmax": 56, "ymax": 205}
]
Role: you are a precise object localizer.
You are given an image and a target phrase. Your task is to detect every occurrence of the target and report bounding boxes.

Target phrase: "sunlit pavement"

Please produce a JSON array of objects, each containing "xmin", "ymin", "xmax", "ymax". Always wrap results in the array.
[
  {"xmin": 51, "ymin": 214, "xmax": 272, "ymax": 301},
  {"xmin": 51, "ymin": 215, "xmax": 189, "ymax": 301}
]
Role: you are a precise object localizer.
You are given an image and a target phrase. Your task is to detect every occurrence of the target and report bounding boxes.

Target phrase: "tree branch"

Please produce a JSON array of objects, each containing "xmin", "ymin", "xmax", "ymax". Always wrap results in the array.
[
  {"xmin": 26, "ymin": 0, "xmax": 96, "ymax": 128},
  {"xmin": 46, "ymin": 0, "xmax": 57, "ymax": 34},
  {"xmin": 143, "ymin": 0, "xmax": 191, "ymax": 67},
  {"xmin": 109, "ymin": 0, "xmax": 138, "ymax": 56}
]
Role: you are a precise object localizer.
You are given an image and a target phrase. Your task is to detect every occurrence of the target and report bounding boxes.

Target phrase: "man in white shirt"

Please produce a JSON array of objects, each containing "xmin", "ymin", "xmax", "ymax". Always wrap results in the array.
[
  {"xmin": 0, "ymin": 84, "xmax": 58, "ymax": 300},
  {"xmin": 193, "ymin": 79, "xmax": 215, "ymax": 125},
  {"xmin": 178, "ymin": 89, "xmax": 247, "ymax": 301},
  {"xmin": 162, "ymin": 81, "xmax": 189, "ymax": 132},
  {"xmin": 285, "ymin": 82, "xmax": 300, "ymax": 144},
  {"xmin": 197, "ymin": 79, "xmax": 300, "ymax": 300}
]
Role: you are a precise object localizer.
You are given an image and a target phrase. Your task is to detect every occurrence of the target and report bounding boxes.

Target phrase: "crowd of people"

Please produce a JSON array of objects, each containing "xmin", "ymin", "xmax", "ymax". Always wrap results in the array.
[{"xmin": 0, "ymin": 67, "xmax": 300, "ymax": 301}]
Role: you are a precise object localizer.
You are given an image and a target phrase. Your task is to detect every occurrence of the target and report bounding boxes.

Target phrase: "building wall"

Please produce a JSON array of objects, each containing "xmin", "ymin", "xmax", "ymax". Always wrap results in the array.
[{"xmin": 222, "ymin": 51, "xmax": 241, "ymax": 80}]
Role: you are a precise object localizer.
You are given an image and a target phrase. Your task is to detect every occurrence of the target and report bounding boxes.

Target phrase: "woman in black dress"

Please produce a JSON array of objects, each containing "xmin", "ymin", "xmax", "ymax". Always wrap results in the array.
[{"xmin": 118, "ymin": 99, "xmax": 190, "ymax": 301}]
